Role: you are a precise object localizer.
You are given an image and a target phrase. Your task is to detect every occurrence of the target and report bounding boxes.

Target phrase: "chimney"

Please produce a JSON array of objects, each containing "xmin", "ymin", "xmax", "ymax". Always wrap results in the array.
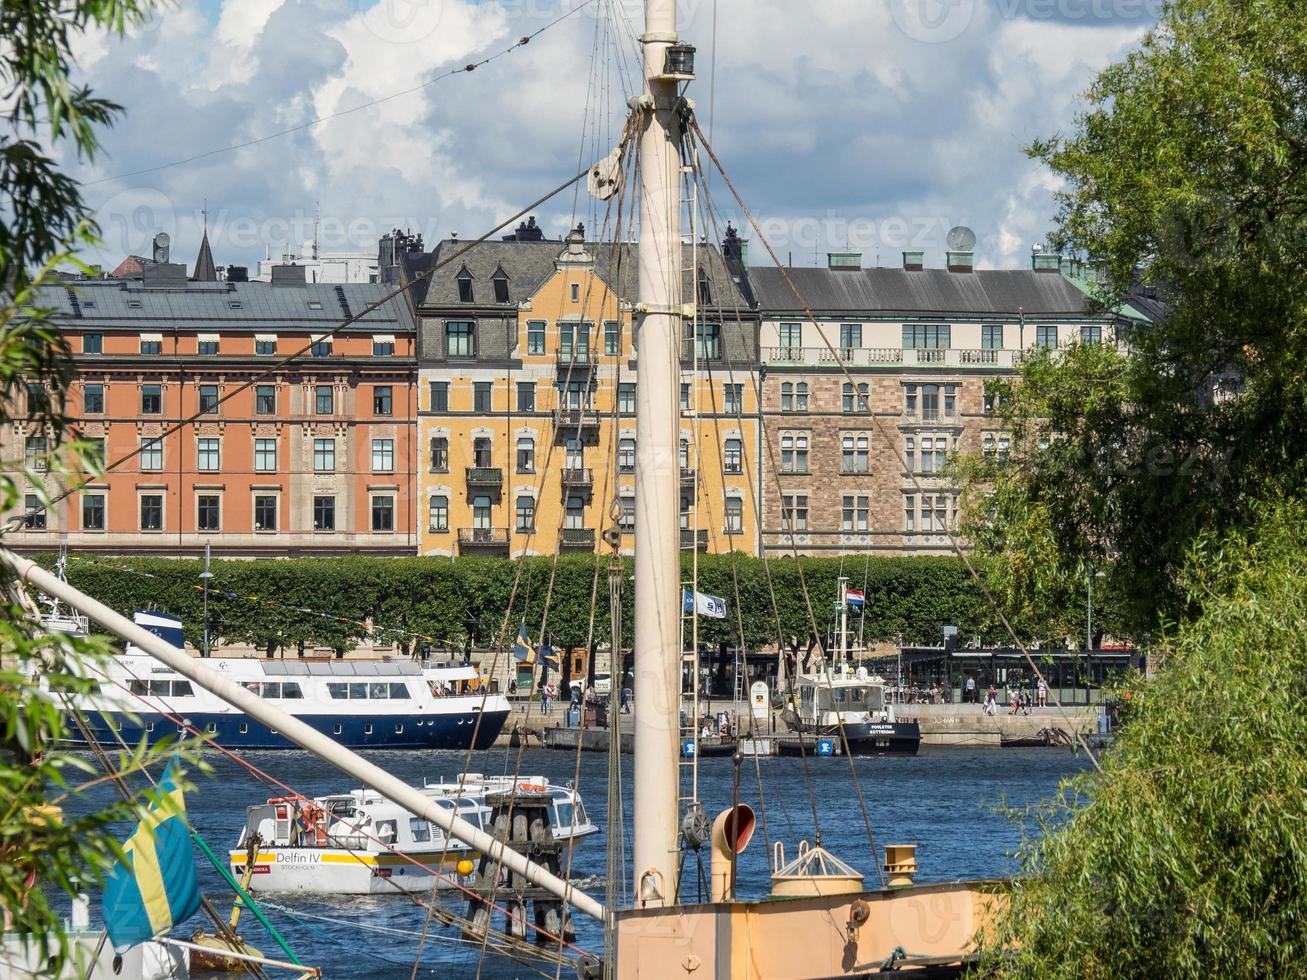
[
  {"xmin": 1031, "ymin": 248, "xmax": 1062, "ymax": 272},
  {"xmin": 946, "ymin": 250, "xmax": 974, "ymax": 273},
  {"xmin": 827, "ymin": 250, "xmax": 862, "ymax": 271},
  {"xmin": 270, "ymin": 263, "xmax": 307, "ymax": 287},
  {"xmin": 226, "ymin": 265, "xmax": 249, "ymax": 283},
  {"xmin": 902, "ymin": 250, "xmax": 924, "ymax": 272}
]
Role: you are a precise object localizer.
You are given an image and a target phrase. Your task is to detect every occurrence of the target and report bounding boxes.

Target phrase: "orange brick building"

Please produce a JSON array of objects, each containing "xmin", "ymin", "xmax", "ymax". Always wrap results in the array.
[{"xmin": 5, "ymin": 261, "xmax": 417, "ymax": 556}]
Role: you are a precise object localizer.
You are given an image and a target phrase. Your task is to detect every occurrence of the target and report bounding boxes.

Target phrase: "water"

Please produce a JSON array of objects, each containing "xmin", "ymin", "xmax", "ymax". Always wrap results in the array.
[{"xmin": 71, "ymin": 746, "xmax": 1089, "ymax": 978}]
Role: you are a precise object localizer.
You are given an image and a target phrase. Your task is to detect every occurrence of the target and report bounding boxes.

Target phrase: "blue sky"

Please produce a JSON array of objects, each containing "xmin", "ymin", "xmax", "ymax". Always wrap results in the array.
[{"xmin": 68, "ymin": 0, "xmax": 1156, "ymax": 274}]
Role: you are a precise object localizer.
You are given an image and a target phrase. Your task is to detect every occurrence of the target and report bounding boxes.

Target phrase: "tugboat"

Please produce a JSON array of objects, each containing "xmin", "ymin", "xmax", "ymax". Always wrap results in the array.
[{"xmin": 780, "ymin": 576, "xmax": 921, "ymax": 755}]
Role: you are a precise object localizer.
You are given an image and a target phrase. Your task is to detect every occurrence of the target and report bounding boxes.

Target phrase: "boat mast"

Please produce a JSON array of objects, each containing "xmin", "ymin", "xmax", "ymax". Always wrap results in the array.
[
  {"xmin": 632, "ymin": 0, "xmax": 684, "ymax": 910},
  {"xmin": 838, "ymin": 574, "xmax": 849, "ymax": 667}
]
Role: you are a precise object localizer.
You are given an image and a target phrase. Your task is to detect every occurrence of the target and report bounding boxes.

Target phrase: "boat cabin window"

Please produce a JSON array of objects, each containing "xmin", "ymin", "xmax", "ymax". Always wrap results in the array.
[
  {"xmin": 409, "ymin": 818, "xmax": 432, "ymax": 843},
  {"xmin": 554, "ymin": 800, "xmax": 574, "ymax": 830},
  {"xmin": 833, "ymin": 687, "xmax": 848, "ymax": 704},
  {"xmin": 326, "ymin": 681, "xmax": 410, "ymax": 700},
  {"xmin": 850, "ymin": 687, "xmax": 866, "ymax": 704},
  {"xmin": 375, "ymin": 819, "xmax": 398, "ymax": 842},
  {"xmin": 241, "ymin": 681, "xmax": 303, "ymax": 699},
  {"xmin": 128, "ymin": 679, "xmax": 194, "ymax": 697}
]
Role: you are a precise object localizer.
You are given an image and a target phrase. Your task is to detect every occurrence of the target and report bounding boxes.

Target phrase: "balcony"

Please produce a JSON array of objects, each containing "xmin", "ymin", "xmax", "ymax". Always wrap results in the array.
[
  {"xmin": 680, "ymin": 528, "xmax": 708, "ymax": 551},
  {"xmin": 763, "ymin": 346, "xmax": 1020, "ymax": 370},
  {"xmin": 679, "ymin": 466, "xmax": 696, "ymax": 485},
  {"xmin": 561, "ymin": 468, "xmax": 594, "ymax": 499},
  {"xmin": 465, "ymin": 467, "xmax": 503, "ymax": 495},
  {"xmin": 553, "ymin": 408, "xmax": 601, "ymax": 441},
  {"xmin": 556, "ymin": 349, "xmax": 597, "ymax": 376},
  {"xmin": 558, "ymin": 527, "xmax": 596, "ymax": 551},
  {"xmin": 458, "ymin": 527, "xmax": 509, "ymax": 553}
]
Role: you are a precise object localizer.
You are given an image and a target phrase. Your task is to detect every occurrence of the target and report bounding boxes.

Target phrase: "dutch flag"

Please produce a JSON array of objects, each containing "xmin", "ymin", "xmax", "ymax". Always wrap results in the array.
[{"xmin": 845, "ymin": 588, "xmax": 865, "ymax": 609}]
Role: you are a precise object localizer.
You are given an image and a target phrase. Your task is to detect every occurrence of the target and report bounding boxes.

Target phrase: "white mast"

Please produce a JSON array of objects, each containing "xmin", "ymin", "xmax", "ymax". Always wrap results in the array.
[
  {"xmin": 838, "ymin": 574, "xmax": 849, "ymax": 666},
  {"xmin": 632, "ymin": 0, "xmax": 684, "ymax": 909}
]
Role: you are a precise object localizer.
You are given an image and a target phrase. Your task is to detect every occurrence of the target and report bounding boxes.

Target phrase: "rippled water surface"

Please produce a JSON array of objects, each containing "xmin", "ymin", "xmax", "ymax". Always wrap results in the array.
[{"xmin": 73, "ymin": 745, "xmax": 1090, "ymax": 978}]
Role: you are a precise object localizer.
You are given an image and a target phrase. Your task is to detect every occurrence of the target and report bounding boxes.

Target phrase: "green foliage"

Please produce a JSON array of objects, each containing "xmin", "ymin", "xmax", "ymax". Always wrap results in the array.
[
  {"xmin": 50, "ymin": 552, "xmax": 1016, "ymax": 655},
  {"xmin": 985, "ymin": 504, "xmax": 1307, "ymax": 978},
  {"xmin": 978, "ymin": 0, "xmax": 1307, "ymax": 638}
]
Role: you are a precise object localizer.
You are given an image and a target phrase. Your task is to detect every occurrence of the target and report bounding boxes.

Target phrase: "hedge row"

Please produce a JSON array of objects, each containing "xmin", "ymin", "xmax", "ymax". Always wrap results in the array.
[{"xmin": 48, "ymin": 552, "xmax": 1020, "ymax": 656}]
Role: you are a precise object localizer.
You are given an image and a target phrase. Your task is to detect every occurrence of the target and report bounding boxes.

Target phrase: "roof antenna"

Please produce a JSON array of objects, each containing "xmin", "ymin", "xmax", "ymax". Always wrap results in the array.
[
  {"xmin": 201, "ymin": 198, "xmax": 208, "ymax": 235},
  {"xmin": 312, "ymin": 200, "xmax": 320, "ymax": 260}
]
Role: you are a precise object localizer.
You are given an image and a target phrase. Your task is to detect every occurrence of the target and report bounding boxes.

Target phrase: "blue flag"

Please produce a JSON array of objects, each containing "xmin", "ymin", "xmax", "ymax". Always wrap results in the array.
[
  {"xmin": 101, "ymin": 764, "xmax": 200, "ymax": 952},
  {"xmin": 513, "ymin": 623, "xmax": 536, "ymax": 664}
]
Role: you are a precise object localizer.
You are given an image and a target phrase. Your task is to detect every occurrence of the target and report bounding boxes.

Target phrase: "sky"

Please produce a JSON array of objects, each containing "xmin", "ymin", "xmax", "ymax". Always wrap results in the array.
[{"xmin": 67, "ymin": 0, "xmax": 1158, "ymax": 275}]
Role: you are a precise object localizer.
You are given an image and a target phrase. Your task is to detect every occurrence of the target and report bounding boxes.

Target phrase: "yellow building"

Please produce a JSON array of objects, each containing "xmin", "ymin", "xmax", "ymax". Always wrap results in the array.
[{"xmin": 401, "ymin": 223, "xmax": 760, "ymax": 557}]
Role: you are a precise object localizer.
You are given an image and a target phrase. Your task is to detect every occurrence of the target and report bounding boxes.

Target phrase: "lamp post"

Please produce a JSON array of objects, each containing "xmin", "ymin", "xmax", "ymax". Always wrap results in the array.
[
  {"xmin": 1086, "ymin": 569, "xmax": 1105, "ymax": 704},
  {"xmin": 199, "ymin": 541, "xmax": 213, "ymax": 658}
]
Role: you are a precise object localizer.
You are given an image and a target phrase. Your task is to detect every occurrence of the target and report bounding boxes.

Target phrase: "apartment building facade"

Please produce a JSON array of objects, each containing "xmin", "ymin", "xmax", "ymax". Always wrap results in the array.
[
  {"xmin": 404, "ymin": 225, "xmax": 762, "ymax": 558},
  {"xmin": 4, "ymin": 262, "xmax": 418, "ymax": 555},
  {"xmin": 750, "ymin": 249, "xmax": 1146, "ymax": 556}
]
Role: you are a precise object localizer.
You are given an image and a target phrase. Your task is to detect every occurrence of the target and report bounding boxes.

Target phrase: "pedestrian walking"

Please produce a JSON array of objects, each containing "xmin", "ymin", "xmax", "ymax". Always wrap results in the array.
[
  {"xmin": 541, "ymin": 681, "xmax": 555, "ymax": 716},
  {"xmin": 1018, "ymin": 689, "xmax": 1030, "ymax": 716},
  {"xmin": 965, "ymin": 675, "xmax": 977, "ymax": 704},
  {"xmin": 620, "ymin": 686, "xmax": 631, "ymax": 713},
  {"xmin": 1037, "ymin": 679, "xmax": 1047, "ymax": 708},
  {"xmin": 1007, "ymin": 686, "xmax": 1017, "ymax": 715},
  {"xmin": 984, "ymin": 685, "xmax": 997, "ymax": 716}
]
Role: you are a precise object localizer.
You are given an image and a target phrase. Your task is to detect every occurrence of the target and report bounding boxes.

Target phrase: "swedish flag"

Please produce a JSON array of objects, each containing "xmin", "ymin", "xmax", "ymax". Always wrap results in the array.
[
  {"xmin": 514, "ymin": 622, "xmax": 536, "ymax": 664},
  {"xmin": 101, "ymin": 764, "xmax": 200, "ymax": 952}
]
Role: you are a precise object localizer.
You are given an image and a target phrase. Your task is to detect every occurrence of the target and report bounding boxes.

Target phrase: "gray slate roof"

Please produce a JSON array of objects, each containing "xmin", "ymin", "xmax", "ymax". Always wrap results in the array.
[
  {"xmin": 406, "ymin": 238, "xmax": 751, "ymax": 313},
  {"xmin": 749, "ymin": 266, "xmax": 1105, "ymax": 318},
  {"xmin": 36, "ymin": 279, "xmax": 414, "ymax": 331}
]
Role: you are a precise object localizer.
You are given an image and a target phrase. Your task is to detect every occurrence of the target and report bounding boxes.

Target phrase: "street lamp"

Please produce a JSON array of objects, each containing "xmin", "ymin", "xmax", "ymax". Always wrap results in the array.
[
  {"xmin": 1086, "ymin": 569, "xmax": 1106, "ymax": 652},
  {"xmin": 199, "ymin": 541, "xmax": 214, "ymax": 658}
]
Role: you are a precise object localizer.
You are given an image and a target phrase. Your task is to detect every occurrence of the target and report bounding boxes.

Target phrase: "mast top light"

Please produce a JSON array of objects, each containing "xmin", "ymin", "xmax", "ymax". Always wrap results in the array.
[{"xmin": 663, "ymin": 42, "xmax": 696, "ymax": 79}]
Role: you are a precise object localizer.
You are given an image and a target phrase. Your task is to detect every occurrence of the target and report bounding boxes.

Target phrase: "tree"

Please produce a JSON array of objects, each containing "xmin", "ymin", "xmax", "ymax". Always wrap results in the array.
[
  {"xmin": 0, "ymin": 2, "xmax": 201, "ymax": 971},
  {"xmin": 960, "ymin": 0, "xmax": 1307, "ymax": 640}
]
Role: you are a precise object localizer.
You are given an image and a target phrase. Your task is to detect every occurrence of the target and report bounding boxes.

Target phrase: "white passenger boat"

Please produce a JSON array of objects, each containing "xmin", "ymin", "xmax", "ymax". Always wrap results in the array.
[
  {"xmin": 56, "ymin": 610, "xmax": 511, "ymax": 751},
  {"xmin": 229, "ymin": 775, "xmax": 598, "ymax": 895}
]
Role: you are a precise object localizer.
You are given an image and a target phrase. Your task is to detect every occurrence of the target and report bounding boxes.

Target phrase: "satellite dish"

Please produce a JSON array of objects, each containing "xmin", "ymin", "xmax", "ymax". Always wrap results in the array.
[
  {"xmin": 588, "ymin": 147, "xmax": 623, "ymax": 202},
  {"xmin": 946, "ymin": 225, "xmax": 976, "ymax": 251},
  {"xmin": 152, "ymin": 232, "xmax": 171, "ymax": 263}
]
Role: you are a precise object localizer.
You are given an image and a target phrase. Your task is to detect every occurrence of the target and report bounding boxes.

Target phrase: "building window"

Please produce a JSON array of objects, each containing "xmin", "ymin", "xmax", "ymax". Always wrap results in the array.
[
  {"xmin": 428, "ymin": 495, "xmax": 449, "ymax": 532},
  {"xmin": 473, "ymin": 382, "xmax": 492, "ymax": 413},
  {"xmin": 254, "ymin": 438, "xmax": 277, "ymax": 471},
  {"xmin": 841, "ymin": 433, "xmax": 870, "ymax": 473},
  {"xmin": 140, "ymin": 336, "xmax": 162, "ymax": 355},
  {"xmin": 373, "ymin": 337, "xmax": 395, "ymax": 357},
  {"xmin": 525, "ymin": 320, "xmax": 546, "ymax": 355},
  {"xmin": 841, "ymin": 382, "xmax": 869, "ymax": 413},
  {"xmin": 680, "ymin": 492, "xmax": 691, "ymax": 530},
  {"xmin": 693, "ymin": 321, "xmax": 721, "ymax": 360},
  {"xmin": 779, "ymin": 322, "xmax": 802, "ymax": 349},
  {"xmin": 492, "ymin": 270, "xmax": 510, "ymax": 304},
  {"xmin": 724, "ymin": 497, "xmax": 743, "ymax": 534},
  {"xmin": 313, "ymin": 438, "xmax": 335, "ymax": 472},
  {"xmin": 83, "ymin": 334, "xmax": 102, "ymax": 354},
  {"xmin": 516, "ymin": 436, "xmax": 535, "ymax": 474},
  {"xmin": 309, "ymin": 338, "xmax": 332, "ymax": 358},
  {"xmin": 472, "ymin": 494, "xmax": 492, "ymax": 529},
  {"xmin": 314, "ymin": 495, "xmax": 336, "ymax": 531},
  {"xmin": 723, "ymin": 383, "xmax": 743, "ymax": 415},
  {"xmin": 565, "ymin": 495, "xmax": 585, "ymax": 528},
  {"xmin": 196, "ymin": 437, "xmax": 220, "ymax": 472},
  {"xmin": 1036, "ymin": 325, "xmax": 1058, "ymax": 350},
  {"xmin": 84, "ymin": 383, "xmax": 104, "ymax": 414},
  {"xmin": 780, "ymin": 432, "xmax": 808, "ymax": 474},
  {"xmin": 255, "ymin": 385, "xmax": 276, "ymax": 414},
  {"xmin": 618, "ymin": 494, "xmax": 635, "ymax": 531},
  {"xmin": 680, "ymin": 383, "xmax": 691, "ymax": 412},
  {"xmin": 198, "ymin": 384, "xmax": 219, "ymax": 414},
  {"xmin": 515, "ymin": 495, "xmax": 535, "ymax": 532},
  {"xmin": 26, "ymin": 383, "xmax": 48, "ymax": 415},
  {"xmin": 472, "ymin": 437, "xmax": 493, "ymax": 468},
  {"xmin": 841, "ymin": 494, "xmax": 869, "ymax": 531},
  {"xmin": 197, "ymin": 495, "xmax": 220, "ymax": 531},
  {"xmin": 315, "ymin": 385, "xmax": 334, "ymax": 414},
  {"xmin": 430, "ymin": 436, "xmax": 448, "ymax": 472},
  {"xmin": 85, "ymin": 437, "xmax": 104, "ymax": 466},
  {"xmin": 696, "ymin": 268, "xmax": 713, "ymax": 306},
  {"xmin": 140, "ymin": 494, "xmax": 163, "ymax": 531},
  {"xmin": 604, "ymin": 320, "xmax": 620, "ymax": 356},
  {"xmin": 560, "ymin": 380, "xmax": 589, "ymax": 410},
  {"xmin": 254, "ymin": 495, "xmax": 278, "ymax": 531},
  {"xmin": 1080, "ymin": 324, "xmax": 1103, "ymax": 345},
  {"xmin": 517, "ymin": 382, "xmax": 535, "ymax": 413},
  {"xmin": 446, "ymin": 321, "xmax": 475, "ymax": 357},
  {"xmin": 372, "ymin": 438, "xmax": 394, "ymax": 472},
  {"xmin": 139, "ymin": 437, "xmax": 163, "ymax": 471},
  {"xmin": 905, "ymin": 494, "xmax": 915, "ymax": 532},
  {"xmin": 781, "ymin": 382, "xmax": 810, "ymax": 412},
  {"xmin": 24, "ymin": 435, "xmax": 48, "ymax": 472},
  {"xmin": 23, "ymin": 494, "xmax": 45, "ymax": 530},
  {"xmin": 983, "ymin": 391, "xmax": 997, "ymax": 415},
  {"xmin": 618, "ymin": 437, "xmax": 635, "ymax": 473},
  {"xmin": 373, "ymin": 385, "xmax": 393, "ymax": 415},
  {"xmin": 198, "ymin": 337, "xmax": 220, "ymax": 356},
  {"xmin": 141, "ymin": 384, "xmax": 162, "ymax": 414},
  {"xmin": 840, "ymin": 323, "xmax": 862, "ymax": 350},
  {"xmin": 371, "ymin": 496, "xmax": 394, "ymax": 532},
  {"xmin": 902, "ymin": 324, "xmax": 951, "ymax": 349},
  {"xmin": 430, "ymin": 381, "xmax": 449, "ymax": 412},
  {"xmin": 457, "ymin": 270, "xmax": 474, "ymax": 303},
  {"xmin": 917, "ymin": 434, "xmax": 948, "ymax": 474},
  {"xmin": 905, "ymin": 436, "xmax": 915, "ymax": 473},
  {"xmin": 618, "ymin": 383, "xmax": 636, "ymax": 414},
  {"xmin": 781, "ymin": 493, "xmax": 808, "ymax": 531},
  {"xmin": 570, "ymin": 282, "xmax": 580, "ymax": 303},
  {"xmin": 906, "ymin": 383, "xmax": 953, "ymax": 420},
  {"xmin": 982, "ymin": 324, "xmax": 1003, "ymax": 350},
  {"xmin": 560, "ymin": 322, "xmax": 590, "ymax": 355},
  {"xmin": 983, "ymin": 433, "xmax": 1012, "ymax": 462},
  {"xmin": 255, "ymin": 337, "xmax": 277, "ymax": 355},
  {"xmin": 82, "ymin": 493, "xmax": 105, "ymax": 531},
  {"xmin": 724, "ymin": 438, "xmax": 743, "ymax": 474}
]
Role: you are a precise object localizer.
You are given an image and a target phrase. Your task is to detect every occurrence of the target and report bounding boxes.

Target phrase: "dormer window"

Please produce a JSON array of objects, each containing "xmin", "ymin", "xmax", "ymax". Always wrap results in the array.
[
  {"xmin": 696, "ymin": 268, "xmax": 712, "ymax": 306},
  {"xmin": 457, "ymin": 268, "xmax": 475, "ymax": 303},
  {"xmin": 492, "ymin": 267, "xmax": 510, "ymax": 304},
  {"xmin": 307, "ymin": 300, "xmax": 323, "ymax": 310}
]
